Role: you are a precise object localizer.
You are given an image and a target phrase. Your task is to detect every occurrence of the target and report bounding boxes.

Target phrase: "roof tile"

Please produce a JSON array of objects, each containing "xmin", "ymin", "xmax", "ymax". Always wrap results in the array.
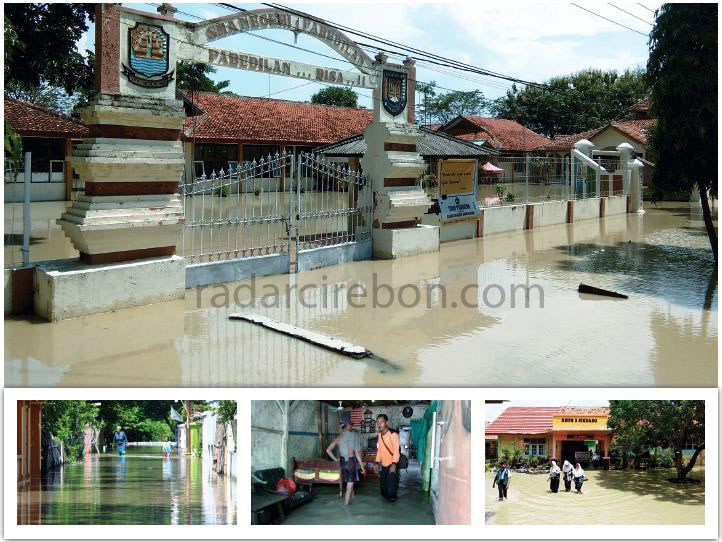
[
  {"xmin": 182, "ymin": 92, "xmax": 373, "ymax": 145},
  {"xmin": 4, "ymin": 98, "xmax": 88, "ymax": 138}
]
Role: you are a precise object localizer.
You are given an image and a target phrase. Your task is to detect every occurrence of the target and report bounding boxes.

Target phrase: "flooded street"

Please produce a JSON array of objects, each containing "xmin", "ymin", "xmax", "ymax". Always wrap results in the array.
[
  {"xmin": 17, "ymin": 450, "xmax": 237, "ymax": 525},
  {"xmin": 281, "ymin": 463, "xmax": 434, "ymax": 525},
  {"xmin": 5, "ymin": 202, "xmax": 717, "ymax": 387},
  {"xmin": 485, "ymin": 468, "xmax": 705, "ymax": 525}
]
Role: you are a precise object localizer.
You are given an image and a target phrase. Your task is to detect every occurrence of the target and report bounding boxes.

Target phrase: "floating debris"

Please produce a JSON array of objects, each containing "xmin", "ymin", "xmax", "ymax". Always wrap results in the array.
[
  {"xmin": 229, "ymin": 313, "xmax": 372, "ymax": 359},
  {"xmin": 578, "ymin": 283, "xmax": 628, "ymax": 299}
]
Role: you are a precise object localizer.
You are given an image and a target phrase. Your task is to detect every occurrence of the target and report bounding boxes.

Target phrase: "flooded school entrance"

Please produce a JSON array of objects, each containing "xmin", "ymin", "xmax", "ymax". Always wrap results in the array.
[
  {"xmin": 485, "ymin": 468, "xmax": 705, "ymax": 525},
  {"xmin": 17, "ymin": 449, "xmax": 237, "ymax": 525},
  {"xmin": 5, "ymin": 202, "xmax": 717, "ymax": 388}
]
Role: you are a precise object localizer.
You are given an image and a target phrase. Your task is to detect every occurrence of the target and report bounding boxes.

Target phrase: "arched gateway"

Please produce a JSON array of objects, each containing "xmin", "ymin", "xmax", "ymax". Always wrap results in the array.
[{"xmin": 40, "ymin": 4, "xmax": 437, "ymax": 320}]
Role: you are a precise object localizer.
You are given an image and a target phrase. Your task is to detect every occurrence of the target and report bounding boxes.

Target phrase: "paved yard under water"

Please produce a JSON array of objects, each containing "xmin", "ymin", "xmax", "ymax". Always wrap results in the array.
[
  {"xmin": 278, "ymin": 462, "xmax": 434, "ymax": 525},
  {"xmin": 17, "ymin": 450, "xmax": 236, "ymax": 525},
  {"xmin": 485, "ymin": 468, "xmax": 704, "ymax": 525},
  {"xmin": 5, "ymin": 202, "xmax": 717, "ymax": 387}
]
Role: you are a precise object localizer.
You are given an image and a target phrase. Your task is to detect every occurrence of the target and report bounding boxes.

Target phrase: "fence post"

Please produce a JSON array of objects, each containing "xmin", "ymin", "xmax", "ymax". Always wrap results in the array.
[
  {"xmin": 22, "ymin": 152, "xmax": 32, "ymax": 267},
  {"xmin": 295, "ymin": 153, "xmax": 302, "ymax": 272},
  {"xmin": 524, "ymin": 154, "xmax": 530, "ymax": 204},
  {"xmin": 288, "ymin": 153, "xmax": 294, "ymax": 260}
]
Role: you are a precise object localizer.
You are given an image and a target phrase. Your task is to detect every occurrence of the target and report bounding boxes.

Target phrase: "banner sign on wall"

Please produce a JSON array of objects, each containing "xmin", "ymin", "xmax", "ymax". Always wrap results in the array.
[
  {"xmin": 439, "ymin": 195, "xmax": 480, "ymax": 221},
  {"xmin": 440, "ymin": 160, "xmax": 476, "ymax": 197},
  {"xmin": 439, "ymin": 159, "xmax": 479, "ymax": 221}
]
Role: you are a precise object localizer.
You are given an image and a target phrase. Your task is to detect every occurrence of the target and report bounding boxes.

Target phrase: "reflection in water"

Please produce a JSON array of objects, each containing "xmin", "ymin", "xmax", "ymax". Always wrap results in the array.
[
  {"xmin": 282, "ymin": 461, "xmax": 434, "ymax": 525},
  {"xmin": 4, "ymin": 202, "xmax": 717, "ymax": 387},
  {"xmin": 485, "ymin": 469, "xmax": 705, "ymax": 525},
  {"xmin": 16, "ymin": 454, "xmax": 236, "ymax": 525}
]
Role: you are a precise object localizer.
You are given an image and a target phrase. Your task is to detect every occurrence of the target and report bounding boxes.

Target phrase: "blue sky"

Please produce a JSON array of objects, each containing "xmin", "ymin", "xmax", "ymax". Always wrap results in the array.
[
  {"xmin": 78, "ymin": 1, "xmax": 660, "ymax": 109},
  {"xmin": 485, "ymin": 400, "xmax": 610, "ymax": 422}
]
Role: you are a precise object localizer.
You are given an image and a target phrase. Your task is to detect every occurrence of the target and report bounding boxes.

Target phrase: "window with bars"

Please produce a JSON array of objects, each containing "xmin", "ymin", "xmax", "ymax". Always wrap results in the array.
[{"xmin": 524, "ymin": 438, "xmax": 547, "ymax": 457}]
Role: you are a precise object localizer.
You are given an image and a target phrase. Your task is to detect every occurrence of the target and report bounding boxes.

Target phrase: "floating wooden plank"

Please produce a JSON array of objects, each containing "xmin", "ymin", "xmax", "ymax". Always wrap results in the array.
[
  {"xmin": 229, "ymin": 313, "xmax": 372, "ymax": 359},
  {"xmin": 578, "ymin": 283, "xmax": 628, "ymax": 299}
]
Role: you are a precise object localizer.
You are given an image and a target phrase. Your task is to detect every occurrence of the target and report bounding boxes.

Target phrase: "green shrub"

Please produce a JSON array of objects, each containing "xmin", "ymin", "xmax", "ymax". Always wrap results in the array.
[
  {"xmin": 254, "ymin": 185, "xmax": 262, "ymax": 197},
  {"xmin": 505, "ymin": 193, "xmax": 515, "ymax": 203},
  {"xmin": 500, "ymin": 443, "xmax": 525, "ymax": 467},
  {"xmin": 527, "ymin": 455, "xmax": 540, "ymax": 468},
  {"xmin": 495, "ymin": 184, "xmax": 507, "ymax": 200}
]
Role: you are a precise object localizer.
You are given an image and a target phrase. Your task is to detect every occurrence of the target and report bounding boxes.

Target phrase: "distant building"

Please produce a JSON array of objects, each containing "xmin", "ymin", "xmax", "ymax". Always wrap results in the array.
[
  {"xmin": 181, "ymin": 92, "xmax": 374, "ymax": 184},
  {"xmin": 485, "ymin": 406, "xmax": 612, "ymax": 464},
  {"xmin": 4, "ymin": 98, "xmax": 88, "ymax": 202}
]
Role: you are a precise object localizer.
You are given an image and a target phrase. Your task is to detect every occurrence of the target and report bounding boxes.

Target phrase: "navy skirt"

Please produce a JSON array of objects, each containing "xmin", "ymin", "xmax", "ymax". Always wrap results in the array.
[{"xmin": 340, "ymin": 456, "xmax": 360, "ymax": 484}]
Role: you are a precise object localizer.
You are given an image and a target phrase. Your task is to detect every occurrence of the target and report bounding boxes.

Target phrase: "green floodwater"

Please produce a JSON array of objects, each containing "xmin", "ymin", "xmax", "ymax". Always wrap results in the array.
[
  {"xmin": 17, "ymin": 453, "xmax": 236, "ymax": 525},
  {"xmin": 485, "ymin": 468, "xmax": 705, "ymax": 525},
  {"xmin": 280, "ymin": 463, "xmax": 434, "ymax": 525}
]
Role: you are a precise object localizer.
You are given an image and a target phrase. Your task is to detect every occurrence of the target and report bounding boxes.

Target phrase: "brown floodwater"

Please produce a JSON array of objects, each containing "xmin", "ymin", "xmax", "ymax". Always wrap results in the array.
[
  {"xmin": 17, "ymin": 452, "xmax": 236, "ymax": 525},
  {"xmin": 485, "ymin": 468, "xmax": 705, "ymax": 525},
  {"xmin": 4, "ymin": 202, "xmax": 717, "ymax": 387}
]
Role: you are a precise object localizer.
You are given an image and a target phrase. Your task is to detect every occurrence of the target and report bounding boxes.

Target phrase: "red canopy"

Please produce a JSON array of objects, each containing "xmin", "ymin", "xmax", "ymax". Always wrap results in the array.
[{"xmin": 482, "ymin": 162, "xmax": 504, "ymax": 173}]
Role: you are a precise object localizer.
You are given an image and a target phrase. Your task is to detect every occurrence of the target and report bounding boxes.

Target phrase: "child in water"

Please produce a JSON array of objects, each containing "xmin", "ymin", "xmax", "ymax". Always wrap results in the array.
[{"xmin": 163, "ymin": 436, "xmax": 172, "ymax": 458}]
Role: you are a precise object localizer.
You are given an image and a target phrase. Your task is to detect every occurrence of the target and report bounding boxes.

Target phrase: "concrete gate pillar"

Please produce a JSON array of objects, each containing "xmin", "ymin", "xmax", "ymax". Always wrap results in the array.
[
  {"xmin": 361, "ymin": 54, "xmax": 439, "ymax": 259},
  {"xmin": 36, "ymin": 4, "xmax": 186, "ymax": 321}
]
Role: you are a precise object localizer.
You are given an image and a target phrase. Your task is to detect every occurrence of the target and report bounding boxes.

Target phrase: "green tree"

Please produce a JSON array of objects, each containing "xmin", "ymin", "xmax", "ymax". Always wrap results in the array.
[
  {"xmin": 310, "ymin": 86, "xmax": 359, "ymax": 107},
  {"xmin": 42, "ymin": 401, "xmax": 100, "ymax": 462},
  {"xmin": 491, "ymin": 69, "xmax": 648, "ymax": 137},
  {"xmin": 608, "ymin": 400, "xmax": 705, "ymax": 481},
  {"xmin": 208, "ymin": 400, "xmax": 238, "ymax": 425},
  {"xmin": 424, "ymin": 89, "xmax": 487, "ymax": 125},
  {"xmin": 415, "ymin": 80, "xmax": 437, "ymax": 125},
  {"xmin": 176, "ymin": 61, "xmax": 230, "ymax": 93},
  {"xmin": 4, "ymin": 4, "xmax": 95, "ymax": 102},
  {"xmin": 646, "ymin": 3, "xmax": 718, "ymax": 265}
]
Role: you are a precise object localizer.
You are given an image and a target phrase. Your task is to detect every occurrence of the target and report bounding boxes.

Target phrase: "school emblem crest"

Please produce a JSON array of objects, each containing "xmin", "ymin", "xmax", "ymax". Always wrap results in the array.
[
  {"xmin": 122, "ymin": 23, "xmax": 174, "ymax": 88},
  {"xmin": 382, "ymin": 69, "xmax": 407, "ymax": 117}
]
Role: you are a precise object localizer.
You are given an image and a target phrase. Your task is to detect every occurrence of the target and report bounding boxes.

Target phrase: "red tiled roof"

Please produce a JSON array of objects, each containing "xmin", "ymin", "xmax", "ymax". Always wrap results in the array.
[
  {"xmin": 182, "ymin": 92, "xmax": 373, "ymax": 145},
  {"xmin": 486, "ymin": 407, "xmax": 561, "ymax": 435},
  {"xmin": 627, "ymin": 98, "xmax": 650, "ymax": 113},
  {"xmin": 4, "ymin": 98, "xmax": 88, "ymax": 139},
  {"xmin": 534, "ymin": 119, "xmax": 655, "ymax": 152},
  {"xmin": 441, "ymin": 116, "xmax": 550, "ymax": 152},
  {"xmin": 486, "ymin": 406, "xmax": 610, "ymax": 435}
]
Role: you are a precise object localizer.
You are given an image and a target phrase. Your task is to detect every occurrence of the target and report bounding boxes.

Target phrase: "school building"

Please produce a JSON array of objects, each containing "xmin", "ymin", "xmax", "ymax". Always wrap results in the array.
[{"xmin": 485, "ymin": 406, "xmax": 612, "ymax": 465}]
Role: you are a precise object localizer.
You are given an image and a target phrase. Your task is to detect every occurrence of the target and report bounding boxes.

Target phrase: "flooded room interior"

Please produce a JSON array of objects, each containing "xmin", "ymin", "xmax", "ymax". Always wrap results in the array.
[{"xmin": 251, "ymin": 400, "xmax": 471, "ymax": 525}]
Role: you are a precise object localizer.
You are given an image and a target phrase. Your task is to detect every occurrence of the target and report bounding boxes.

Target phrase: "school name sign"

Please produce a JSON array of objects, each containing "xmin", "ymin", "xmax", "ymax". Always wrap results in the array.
[
  {"xmin": 176, "ymin": 8, "xmax": 378, "ymax": 89},
  {"xmin": 552, "ymin": 415, "xmax": 608, "ymax": 431}
]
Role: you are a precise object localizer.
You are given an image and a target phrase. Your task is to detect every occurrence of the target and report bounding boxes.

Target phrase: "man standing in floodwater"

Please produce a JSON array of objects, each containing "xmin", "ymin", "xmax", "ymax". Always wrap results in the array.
[
  {"xmin": 375, "ymin": 414, "xmax": 400, "ymax": 503},
  {"xmin": 492, "ymin": 461, "xmax": 510, "ymax": 501},
  {"xmin": 113, "ymin": 426, "xmax": 128, "ymax": 456},
  {"xmin": 326, "ymin": 413, "xmax": 366, "ymax": 506}
]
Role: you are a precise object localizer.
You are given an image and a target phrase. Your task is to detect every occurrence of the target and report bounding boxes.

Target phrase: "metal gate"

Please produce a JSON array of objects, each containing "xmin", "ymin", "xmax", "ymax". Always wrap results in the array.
[
  {"xmin": 294, "ymin": 152, "xmax": 372, "ymax": 272},
  {"xmin": 180, "ymin": 151, "xmax": 372, "ymax": 287}
]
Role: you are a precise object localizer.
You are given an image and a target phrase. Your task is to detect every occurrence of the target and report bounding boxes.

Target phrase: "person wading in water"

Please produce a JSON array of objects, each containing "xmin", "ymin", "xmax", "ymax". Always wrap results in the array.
[
  {"xmin": 492, "ymin": 461, "xmax": 510, "ymax": 501},
  {"xmin": 326, "ymin": 413, "xmax": 366, "ymax": 506},
  {"xmin": 562, "ymin": 460, "xmax": 574, "ymax": 492},
  {"xmin": 374, "ymin": 414, "xmax": 400, "ymax": 503},
  {"xmin": 548, "ymin": 460, "xmax": 561, "ymax": 493},
  {"xmin": 113, "ymin": 426, "xmax": 128, "ymax": 456}
]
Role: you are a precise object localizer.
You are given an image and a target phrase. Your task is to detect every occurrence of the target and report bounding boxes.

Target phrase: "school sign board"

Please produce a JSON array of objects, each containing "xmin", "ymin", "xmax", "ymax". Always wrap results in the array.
[
  {"xmin": 552, "ymin": 415, "xmax": 609, "ymax": 432},
  {"xmin": 439, "ymin": 159, "xmax": 479, "ymax": 222}
]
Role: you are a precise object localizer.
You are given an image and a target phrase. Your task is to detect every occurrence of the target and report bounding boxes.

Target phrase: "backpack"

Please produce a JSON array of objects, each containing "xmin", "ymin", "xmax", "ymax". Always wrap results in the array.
[{"xmin": 380, "ymin": 431, "xmax": 408, "ymax": 470}]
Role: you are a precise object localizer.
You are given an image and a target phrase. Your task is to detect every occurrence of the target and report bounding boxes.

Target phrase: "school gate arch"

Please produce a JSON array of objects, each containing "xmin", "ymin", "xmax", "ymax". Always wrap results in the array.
[{"xmin": 41, "ymin": 4, "xmax": 439, "ymax": 318}]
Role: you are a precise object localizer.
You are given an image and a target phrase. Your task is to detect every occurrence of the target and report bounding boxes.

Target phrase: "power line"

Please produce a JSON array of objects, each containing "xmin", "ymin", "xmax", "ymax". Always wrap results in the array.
[
  {"xmin": 258, "ymin": 2, "xmax": 548, "ymax": 88},
  {"xmin": 636, "ymin": 3, "xmax": 656, "ymax": 15},
  {"xmin": 177, "ymin": 3, "xmax": 515, "ymax": 95},
  {"xmin": 607, "ymin": 3, "xmax": 653, "ymax": 25},
  {"xmin": 570, "ymin": 3, "xmax": 649, "ymax": 36}
]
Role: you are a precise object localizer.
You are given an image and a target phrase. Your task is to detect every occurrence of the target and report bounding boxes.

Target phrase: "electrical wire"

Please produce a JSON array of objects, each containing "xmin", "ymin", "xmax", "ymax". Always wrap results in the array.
[
  {"xmin": 607, "ymin": 3, "xmax": 653, "ymax": 26},
  {"xmin": 570, "ymin": 3, "xmax": 649, "ymax": 36}
]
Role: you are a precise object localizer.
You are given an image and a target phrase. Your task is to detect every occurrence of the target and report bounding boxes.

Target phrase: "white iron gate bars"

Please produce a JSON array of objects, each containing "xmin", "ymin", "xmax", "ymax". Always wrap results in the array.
[
  {"xmin": 181, "ymin": 151, "xmax": 294, "ymax": 287},
  {"xmin": 294, "ymin": 152, "xmax": 373, "ymax": 272}
]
